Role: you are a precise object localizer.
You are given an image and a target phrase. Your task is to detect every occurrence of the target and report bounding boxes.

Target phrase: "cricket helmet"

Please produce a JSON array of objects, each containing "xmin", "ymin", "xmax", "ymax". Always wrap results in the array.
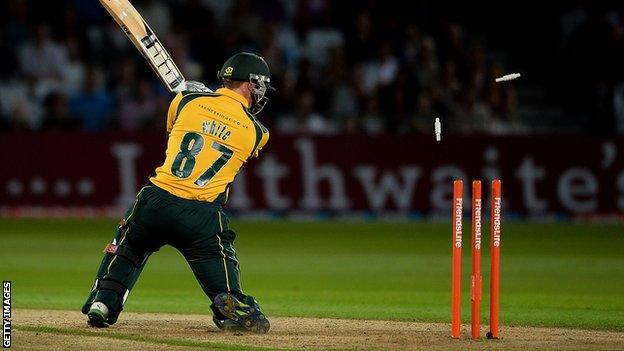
[{"xmin": 218, "ymin": 52, "xmax": 275, "ymax": 114}]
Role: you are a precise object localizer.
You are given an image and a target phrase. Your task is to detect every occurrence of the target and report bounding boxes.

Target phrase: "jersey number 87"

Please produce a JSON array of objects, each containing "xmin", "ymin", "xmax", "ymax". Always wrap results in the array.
[{"xmin": 171, "ymin": 132, "xmax": 233, "ymax": 187}]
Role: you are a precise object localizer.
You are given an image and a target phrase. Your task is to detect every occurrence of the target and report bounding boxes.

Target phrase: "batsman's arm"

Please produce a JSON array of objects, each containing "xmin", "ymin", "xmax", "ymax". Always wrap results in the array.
[{"xmin": 165, "ymin": 81, "xmax": 212, "ymax": 132}]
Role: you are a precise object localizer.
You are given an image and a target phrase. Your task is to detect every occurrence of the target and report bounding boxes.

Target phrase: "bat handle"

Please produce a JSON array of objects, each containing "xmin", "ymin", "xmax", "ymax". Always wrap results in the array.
[{"xmin": 172, "ymin": 80, "xmax": 187, "ymax": 93}]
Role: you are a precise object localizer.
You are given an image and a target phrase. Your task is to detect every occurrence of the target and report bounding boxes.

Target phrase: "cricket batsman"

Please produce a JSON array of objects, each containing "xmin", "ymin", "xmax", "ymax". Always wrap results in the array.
[{"xmin": 81, "ymin": 52, "xmax": 273, "ymax": 333}]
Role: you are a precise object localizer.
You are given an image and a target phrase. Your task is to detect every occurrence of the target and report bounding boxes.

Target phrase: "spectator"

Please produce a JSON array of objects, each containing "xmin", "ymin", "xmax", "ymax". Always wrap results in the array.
[
  {"xmin": 361, "ymin": 96, "xmax": 384, "ymax": 134},
  {"xmin": 376, "ymin": 43, "xmax": 401, "ymax": 131},
  {"xmin": 118, "ymin": 80, "xmax": 158, "ymax": 131},
  {"xmin": 402, "ymin": 23, "xmax": 422, "ymax": 68},
  {"xmin": 11, "ymin": 0, "xmax": 623, "ymax": 135},
  {"xmin": 63, "ymin": 37, "xmax": 87, "ymax": 95},
  {"xmin": 0, "ymin": 78, "xmax": 42, "ymax": 130},
  {"xmin": 42, "ymin": 92, "xmax": 82, "ymax": 130},
  {"xmin": 137, "ymin": 0, "xmax": 172, "ymax": 37},
  {"xmin": 70, "ymin": 67, "xmax": 114, "ymax": 132},
  {"xmin": 277, "ymin": 89, "xmax": 336, "ymax": 134},
  {"xmin": 438, "ymin": 61, "xmax": 461, "ymax": 107},
  {"xmin": 415, "ymin": 36, "xmax": 440, "ymax": 91},
  {"xmin": 409, "ymin": 91, "xmax": 435, "ymax": 133},
  {"xmin": 345, "ymin": 12, "xmax": 377, "ymax": 65},
  {"xmin": 174, "ymin": 0, "xmax": 220, "ymax": 73},
  {"xmin": 451, "ymin": 88, "xmax": 494, "ymax": 133},
  {"xmin": 613, "ymin": 82, "xmax": 624, "ymax": 134},
  {"xmin": 18, "ymin": 23, "xmax": 69, "ymax": 98}
]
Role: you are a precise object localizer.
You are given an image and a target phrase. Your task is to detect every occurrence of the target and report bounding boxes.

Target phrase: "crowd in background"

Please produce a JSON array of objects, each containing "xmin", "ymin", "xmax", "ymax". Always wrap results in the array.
[
  {"xmin": 558, "ymin": 3, "xmax": 624, "ymax": 134},
  {"xmin": 0, "ymin": 0, "xmax": 623, "ymax": 135}
]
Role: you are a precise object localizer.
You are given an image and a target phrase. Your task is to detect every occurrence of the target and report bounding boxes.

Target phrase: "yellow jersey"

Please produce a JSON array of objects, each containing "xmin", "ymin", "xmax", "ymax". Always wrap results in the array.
[{"xmin": 150, "ymin": 88, "xmax": 269, "ymax": 204}]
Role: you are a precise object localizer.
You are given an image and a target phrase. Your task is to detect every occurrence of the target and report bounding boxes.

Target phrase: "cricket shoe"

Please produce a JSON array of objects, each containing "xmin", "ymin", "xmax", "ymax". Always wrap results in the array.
[
  {"xmin": 213, "ymin": 293, "xmax": 270, "ymax": 333},
  {"xmin": 213, "ymin": 316, "xmax": 246, "ymax": 332},
  {"xmin": 87, "ymin": 302, "xmax": 110, "ymax": 328}
]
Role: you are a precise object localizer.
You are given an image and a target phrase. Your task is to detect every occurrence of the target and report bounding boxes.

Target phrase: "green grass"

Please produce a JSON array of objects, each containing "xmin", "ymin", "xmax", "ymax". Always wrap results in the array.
[{"xmin": 1, "ymin": 219, "xmax": 623, "ymax": 331}]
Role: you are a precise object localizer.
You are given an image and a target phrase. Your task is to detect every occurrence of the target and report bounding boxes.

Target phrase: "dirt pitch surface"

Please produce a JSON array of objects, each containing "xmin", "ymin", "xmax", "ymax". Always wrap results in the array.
[{"xmin": 12, "ymin": 309, "xmax": 624, "ymax": 351}]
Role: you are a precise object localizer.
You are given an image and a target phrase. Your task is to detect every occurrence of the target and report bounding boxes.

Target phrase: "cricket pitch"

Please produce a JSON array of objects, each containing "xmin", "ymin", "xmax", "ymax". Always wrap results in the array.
[{"xmin": 11, "ymin": 309, "xmax": 624, "ymax": 350}]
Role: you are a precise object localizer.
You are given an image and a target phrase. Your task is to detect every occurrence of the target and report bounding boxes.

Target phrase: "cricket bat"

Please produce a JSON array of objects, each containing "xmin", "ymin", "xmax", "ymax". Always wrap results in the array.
[{"xmin": 100, "ymin": 0, "xmax": 186, "ymax": 92}]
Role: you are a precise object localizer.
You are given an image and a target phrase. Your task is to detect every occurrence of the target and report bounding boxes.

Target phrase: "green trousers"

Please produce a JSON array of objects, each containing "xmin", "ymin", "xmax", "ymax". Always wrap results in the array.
[{"xmin": 81, "ymin": 184, "xmax": 242, "ymax": 324}]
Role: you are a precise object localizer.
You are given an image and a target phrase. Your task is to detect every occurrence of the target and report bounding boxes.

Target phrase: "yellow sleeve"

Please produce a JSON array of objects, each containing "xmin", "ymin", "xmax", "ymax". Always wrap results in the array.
[
  {"xmin": 253, "ymin": 131, "xmax": 269, "ymax": 158},
  {"xmin": 166, "ymin": 92, "xmax": 184, "ymax": 132}
]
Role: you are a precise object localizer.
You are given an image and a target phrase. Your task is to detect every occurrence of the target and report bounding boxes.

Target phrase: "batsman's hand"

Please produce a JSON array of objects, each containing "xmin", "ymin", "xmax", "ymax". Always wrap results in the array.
[{"xmin": 184, "ymin": 80, "xmax": 212, "ymax": 93}]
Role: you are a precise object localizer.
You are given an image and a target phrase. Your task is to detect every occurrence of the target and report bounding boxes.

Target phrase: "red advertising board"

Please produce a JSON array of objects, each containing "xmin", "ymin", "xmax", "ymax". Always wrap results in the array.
[{"xmin": 1, "ymin": 132, "xmax": 623, "ymax": 218}]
